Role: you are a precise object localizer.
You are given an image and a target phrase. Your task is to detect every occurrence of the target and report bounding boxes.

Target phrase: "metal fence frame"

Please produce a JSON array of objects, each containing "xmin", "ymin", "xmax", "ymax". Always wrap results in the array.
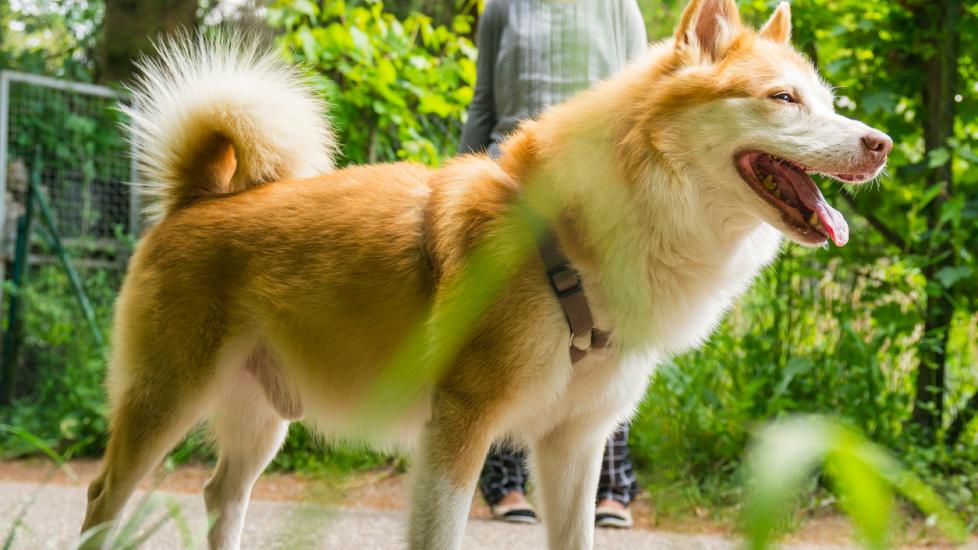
[{"xmin": 0, "ymin": 70, "xmax": 141, "ymax": 302}]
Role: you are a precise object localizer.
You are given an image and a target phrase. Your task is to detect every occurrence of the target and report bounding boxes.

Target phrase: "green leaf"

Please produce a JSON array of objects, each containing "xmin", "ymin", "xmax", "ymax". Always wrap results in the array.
[
  {"xmin": 934, "ymin": 265, "xmax": 972, "ymax": 288},
  {"xmin": 741, "ymin": 417, "xmax": 831, "ymax": 550},
  {"xmin": 742, "ymin": 417, "xmax": 968, "ymax": 549},
  {"xmin": 349, "ymin": 26, "xmax": 373, "ymax": 58},
  {"xmin": 826, "ymin": 436, "xmax": 893, "ymax": 550},
  {"xmin": 298, "ymin": 27, "xmax": 320, "ymax": 63},
  {"xmin": 927, "ymin": 147, "xmax": 951, "ymax": 169},
  {"xmin": 452, "ymin": 15, "xmax": 472, "ymax": 35},
  {"xmin": 376, "ymin": 57, "xmax": 397, "ymax": 85},
  {"xmin": 860, "ymin": 89, "xmax": 896, "ymax": 114},
  {"xmin": 292, "ymin": 0, "xmax": 319, "ymax": 18}
]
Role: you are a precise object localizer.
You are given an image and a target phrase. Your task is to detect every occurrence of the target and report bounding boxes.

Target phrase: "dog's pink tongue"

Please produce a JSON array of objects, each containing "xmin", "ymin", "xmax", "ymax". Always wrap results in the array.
[
  {"xmin": 790, "ymin": 174, "xmax": 849, "ymax": 246},
  {"xmin": 814, "ymin": 203, "xmax": 848, "ymax": 246}
]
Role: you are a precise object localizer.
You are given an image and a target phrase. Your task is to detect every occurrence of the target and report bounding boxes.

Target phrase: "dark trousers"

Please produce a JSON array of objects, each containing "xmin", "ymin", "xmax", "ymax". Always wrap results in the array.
[{"xmin": 479, "ymin": 423, "xmax": 639, "ymax": 506}]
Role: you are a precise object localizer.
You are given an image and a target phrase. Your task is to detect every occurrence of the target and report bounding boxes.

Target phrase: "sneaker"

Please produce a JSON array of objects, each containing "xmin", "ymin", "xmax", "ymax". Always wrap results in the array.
[
  {"xmin": 490, "ymin": 503, "xmax": 539, "ymax": 524},
  {"xmin": 595, "ymin": 505, "xmax": 632, "ymax": 528}
]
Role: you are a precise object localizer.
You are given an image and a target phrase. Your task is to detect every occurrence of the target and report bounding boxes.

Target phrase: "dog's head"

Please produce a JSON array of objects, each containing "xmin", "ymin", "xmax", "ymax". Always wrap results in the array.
[{"xmin": 640, "ymin": 0, "xmax": 890, "ymax": 247}]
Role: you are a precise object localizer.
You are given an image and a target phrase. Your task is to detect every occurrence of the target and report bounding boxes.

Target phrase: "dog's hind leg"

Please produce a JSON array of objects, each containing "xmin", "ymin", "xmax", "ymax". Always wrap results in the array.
[
  {"xmin": 81, "ymin": 364, "xmax": 214, "ymax": 549},
  {"xmin": 204, "ymin": 360, "xmax": 288, "ymax": 550},
  {"xmin": 531, "ymin": 415, "xmax": 615, "ymax": 550},
  {"xmin": 408, "ymin": 391, "xmax": 494, "ymax": 550}
]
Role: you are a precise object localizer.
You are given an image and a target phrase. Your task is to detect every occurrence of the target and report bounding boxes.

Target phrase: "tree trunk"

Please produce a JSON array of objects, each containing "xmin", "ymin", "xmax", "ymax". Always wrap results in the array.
[
  {"xmin": 947, "ymin": 389, "xmax": 978, "ymax": 447},
  {"xmin": 97, "ymin": 0, "xmax": 199, "ymax": 85},
  {"xmin": 910, "ymin": 0, "xmax": 962, "ymax": 442}
]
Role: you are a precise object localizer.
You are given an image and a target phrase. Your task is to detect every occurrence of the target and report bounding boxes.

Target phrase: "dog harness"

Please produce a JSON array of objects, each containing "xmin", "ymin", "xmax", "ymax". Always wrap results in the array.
[
  {"xmin": 536, "ymin": 229, "xmax": 610, "ymax": 363},
  {"xmin": 489, "ymin": 151, "xmax": 609, "ymax": 363}
]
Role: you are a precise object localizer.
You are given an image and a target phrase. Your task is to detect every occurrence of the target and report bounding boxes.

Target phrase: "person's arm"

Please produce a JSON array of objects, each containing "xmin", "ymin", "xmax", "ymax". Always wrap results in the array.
[
  {"xmin": 459, "ymin": 2, "xmax": 504, "ymax": 154},
  {"xmin": 623, "ymin": 0, "xmax": 648, "ymax": 61}
]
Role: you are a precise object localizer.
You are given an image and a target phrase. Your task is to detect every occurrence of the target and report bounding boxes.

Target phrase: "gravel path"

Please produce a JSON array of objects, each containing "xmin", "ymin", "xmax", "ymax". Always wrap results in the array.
[{"xmin": 0, "ymin": 480, "xmax": 852, "ymax": 549}]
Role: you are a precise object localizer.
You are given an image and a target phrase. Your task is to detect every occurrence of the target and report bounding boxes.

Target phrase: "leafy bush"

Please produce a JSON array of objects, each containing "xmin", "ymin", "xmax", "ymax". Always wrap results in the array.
[
  {"xmin": 268, "ymin": 0, "xmax": 477, "ymax": 165},
  {"xmin": 632, "ymin": 247, "xmax": 978, "ymax": 523},
  {"xmin": 0, "ymin": 264, "xmax": 116, "ymax": 458},
  {"xmin": 0, "ymin": 0, "xmax": 102, "ymax": 80},
  {"xmin": 269, "ymin": 424, "xmax": 397, "ymax": 475}
]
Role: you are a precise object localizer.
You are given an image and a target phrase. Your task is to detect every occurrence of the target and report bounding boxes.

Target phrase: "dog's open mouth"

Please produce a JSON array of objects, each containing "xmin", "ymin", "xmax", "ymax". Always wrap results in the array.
[{"xmin": 736, "ymin": 151, "xmax": 849, "ymax": 247}]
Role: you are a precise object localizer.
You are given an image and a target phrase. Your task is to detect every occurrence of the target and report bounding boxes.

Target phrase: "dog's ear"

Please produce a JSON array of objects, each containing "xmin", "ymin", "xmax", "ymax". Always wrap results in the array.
[
  {"xmin": 759, "ymin": 1, "xmax": 792, "ymax": 43},
  {"xmin": 675, "ymin": 0, "xmax": 742, "ymax": 62}
]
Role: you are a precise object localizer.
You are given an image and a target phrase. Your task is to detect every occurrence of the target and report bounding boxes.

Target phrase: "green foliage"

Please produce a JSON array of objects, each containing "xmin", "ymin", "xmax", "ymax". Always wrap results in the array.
[
  {"xmin": 0, "ymin": 0, "xmax": 102, "ymax": 80},
  {"xmin": 0, "ymin": 63, "xmax": 132, "ymax": 458},
  {"xmin": 0, "ymin": 264, "xmax": 117, "ymax": 458},
  {"xmin": 268, "ymin": 0, "xmax": 477, "ymax": 166},
  {"xmin": 268, "ymin": 424, "xmax": 395, "ymax": 475},
  {"xmin": 385, "ymin": 0, "xmax": 481, "ymax": 28},
  {"xmin": 632, "ymin": 247, "xmax": 978, "ymax": 523},
  {"xmin": 742, "ymin": 416, "xmax": 967, "ymax": 549},
  {"xmin": 636, "ymin": 0, "xmax": 685, "ymax": 40}
]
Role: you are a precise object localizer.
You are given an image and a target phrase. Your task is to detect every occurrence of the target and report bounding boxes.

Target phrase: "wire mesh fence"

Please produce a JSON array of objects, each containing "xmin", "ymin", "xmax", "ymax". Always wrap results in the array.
[
  {"xmin": 0, "ymin": 71, "xmax": 138, "ymax": 403},
  {"xmin": 1, "ymin": 71, "xmax": 138, "ymax": 270}
]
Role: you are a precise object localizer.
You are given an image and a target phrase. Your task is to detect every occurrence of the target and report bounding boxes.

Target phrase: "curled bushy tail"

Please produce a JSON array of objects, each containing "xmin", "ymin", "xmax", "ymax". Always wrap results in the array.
[{"xmin": 125, "ymin": 33, "xmax": 336, "ymax": 222}]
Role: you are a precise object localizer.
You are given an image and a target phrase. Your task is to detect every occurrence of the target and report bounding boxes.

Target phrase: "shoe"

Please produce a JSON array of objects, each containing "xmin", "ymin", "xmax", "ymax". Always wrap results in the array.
[
  {"xmin": 490, "ymin": 503, "xmax": 539, "ymax": 524},
  {"xmin": 595, "ymin": 505, "xmax": 632, "ymax": 528}
]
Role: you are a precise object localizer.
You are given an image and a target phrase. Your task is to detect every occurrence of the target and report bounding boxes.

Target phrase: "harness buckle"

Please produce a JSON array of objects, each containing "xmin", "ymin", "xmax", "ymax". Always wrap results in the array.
[{"xmin": 547, "ymin": 262, "xmax": 582, "ymax": 298}]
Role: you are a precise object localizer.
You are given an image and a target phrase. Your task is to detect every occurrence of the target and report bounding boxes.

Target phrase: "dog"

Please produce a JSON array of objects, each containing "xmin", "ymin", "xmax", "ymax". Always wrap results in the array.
[{"xmin": 80, "ymin": 1, "xmax": 891, "ymax": 548}]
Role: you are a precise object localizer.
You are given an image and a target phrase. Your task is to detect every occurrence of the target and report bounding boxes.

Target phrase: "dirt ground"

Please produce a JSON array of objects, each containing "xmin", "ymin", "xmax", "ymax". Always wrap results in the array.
[{"xmin": 0, "ymin": 458, "xmax": 968, "ymax": 549}]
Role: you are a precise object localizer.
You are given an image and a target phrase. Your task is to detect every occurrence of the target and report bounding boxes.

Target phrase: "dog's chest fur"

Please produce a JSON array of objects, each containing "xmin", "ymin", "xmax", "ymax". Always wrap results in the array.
[
  {"xmin": 487, "ymin": 133, "xmax": 784, "ymax": 439},
  {"xmin": 639, "ymin": 219, "xmax": 783, "ymax": 353},
  {"xmin": 531, "ymin": 112, "xmax": 784, "ymax": 359}
]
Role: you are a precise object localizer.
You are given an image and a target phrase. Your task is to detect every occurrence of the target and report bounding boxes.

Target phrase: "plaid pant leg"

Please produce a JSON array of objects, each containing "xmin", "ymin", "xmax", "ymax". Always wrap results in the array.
[
  {"xmin": 596, "ymin": 422, "xmax": 639, "ymax": 506},
  {"xmin": 478, "ymin": 442, "xmax": 528, "ymax": 506}
]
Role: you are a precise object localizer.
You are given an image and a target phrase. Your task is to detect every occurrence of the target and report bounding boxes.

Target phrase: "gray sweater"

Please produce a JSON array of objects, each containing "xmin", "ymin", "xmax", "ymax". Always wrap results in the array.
[{"xmin": 459, "ymin": 0, "xmax": 647, "ymax": 155}]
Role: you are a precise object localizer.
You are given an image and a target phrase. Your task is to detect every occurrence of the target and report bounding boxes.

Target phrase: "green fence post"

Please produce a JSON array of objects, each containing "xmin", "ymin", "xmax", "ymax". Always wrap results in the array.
[
  {"xmin": 0, "ymin": 155, "xmax": 38, "ymax": 404},
  {"xmin": 0, "ymin": 150, "xmax": 108, "ymax": 404},
  {"xmin": 30, "ymin": 166, "xmax": 106, "ymax": 351}
]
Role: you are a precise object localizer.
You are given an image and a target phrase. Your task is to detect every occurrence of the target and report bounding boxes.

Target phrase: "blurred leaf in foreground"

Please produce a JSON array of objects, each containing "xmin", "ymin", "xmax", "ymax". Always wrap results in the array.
[{"xmin": 742, "ymin": 415, "xmax": 968, "ymax": 550}]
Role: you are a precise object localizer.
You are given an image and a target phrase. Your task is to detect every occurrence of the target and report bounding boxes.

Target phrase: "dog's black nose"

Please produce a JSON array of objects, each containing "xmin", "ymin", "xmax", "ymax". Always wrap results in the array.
[{"xmin": 861, "ymin": 131, "xmax": 893, "ymax": 159}]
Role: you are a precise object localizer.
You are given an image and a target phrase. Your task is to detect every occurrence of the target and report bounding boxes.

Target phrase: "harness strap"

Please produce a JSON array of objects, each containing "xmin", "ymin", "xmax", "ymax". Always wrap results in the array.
[
  {"xmin": 536, "ymin": 229, "xmax": 610, "ymax": 363},
  {"xmin": 488, "ymin": 148, "xmax": 607, "ymax": 363}
]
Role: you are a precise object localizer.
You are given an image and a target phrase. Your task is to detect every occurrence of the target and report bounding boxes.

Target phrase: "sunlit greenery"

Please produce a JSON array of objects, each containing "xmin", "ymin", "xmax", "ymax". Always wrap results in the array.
[
  {"xmin": 1, "ymin": 1, "xmax": 975, "ymax": 548},
  {"xmin": 268, "ymin": 0, "xmax": 478, "ymax": 165}
]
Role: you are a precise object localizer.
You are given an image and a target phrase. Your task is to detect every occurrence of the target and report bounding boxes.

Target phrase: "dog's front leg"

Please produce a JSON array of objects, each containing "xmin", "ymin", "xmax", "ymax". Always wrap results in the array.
[
  {"xmin": 531, "ymin": 416, "xmax": 613, "ymax": 550},
  {"xmin": 408, "ymin": 390, "xmax": 493, "ymax": 550}
]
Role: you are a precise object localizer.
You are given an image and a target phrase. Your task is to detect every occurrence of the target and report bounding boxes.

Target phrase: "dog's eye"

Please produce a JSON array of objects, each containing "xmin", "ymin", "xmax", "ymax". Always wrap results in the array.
[{"xmin": 771, "ymin": 92, "xmax": 797, "ymax": 103}]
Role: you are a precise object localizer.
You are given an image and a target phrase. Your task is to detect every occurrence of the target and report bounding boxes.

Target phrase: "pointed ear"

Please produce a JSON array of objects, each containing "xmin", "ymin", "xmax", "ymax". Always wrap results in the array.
[
  {"xmin": 759, "ymin": 2, "xmax": 792, "ymax": 43},
  {"xmin": 675, "ymin": 0, "xmax": 742, "ymax": 62}
]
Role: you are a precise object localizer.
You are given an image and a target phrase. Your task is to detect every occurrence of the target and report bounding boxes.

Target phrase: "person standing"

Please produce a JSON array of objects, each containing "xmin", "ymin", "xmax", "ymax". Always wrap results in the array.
[{"xmin": 459, "ymin": 0, "xmax": 647, "ymax": 529}]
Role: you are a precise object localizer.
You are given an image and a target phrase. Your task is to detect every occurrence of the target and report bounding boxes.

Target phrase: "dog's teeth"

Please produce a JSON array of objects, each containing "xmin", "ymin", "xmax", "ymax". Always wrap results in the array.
[
  {"xmin": 808, "ymin": 213, "xmax": 819, "ymax": 227},
  {"xmin": 762, "ymin": 175, "xmax": 776, "ymax": 190}
]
